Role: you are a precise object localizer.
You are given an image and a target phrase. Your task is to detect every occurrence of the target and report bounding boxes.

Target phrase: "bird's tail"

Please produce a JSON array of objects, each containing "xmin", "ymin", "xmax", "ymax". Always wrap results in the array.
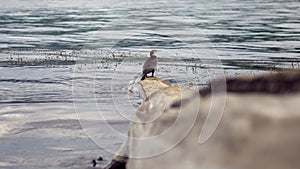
[{"xmin": 141, "ymin": 74, "xmax": 147, "ymax": 80}]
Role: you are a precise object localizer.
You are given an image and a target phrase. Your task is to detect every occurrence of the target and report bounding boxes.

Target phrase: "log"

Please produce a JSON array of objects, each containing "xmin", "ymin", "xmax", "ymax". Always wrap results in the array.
[
  {"xmin": 106, "ymin": 71, "xmax": 300, "ymax": 169},
  {"xmin": 104, "ymin": 77, "xmax": 173, "ymax": 169}
]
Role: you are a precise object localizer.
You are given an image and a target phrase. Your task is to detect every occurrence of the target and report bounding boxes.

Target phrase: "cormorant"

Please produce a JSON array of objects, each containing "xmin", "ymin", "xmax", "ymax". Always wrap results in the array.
[
  {"xmin": 92, "ymin": 159, "xmax": 97, "ymax": 167},
  {"xmin": 141, "ymin": 50, "xmax": 158, "ymax": 80}
]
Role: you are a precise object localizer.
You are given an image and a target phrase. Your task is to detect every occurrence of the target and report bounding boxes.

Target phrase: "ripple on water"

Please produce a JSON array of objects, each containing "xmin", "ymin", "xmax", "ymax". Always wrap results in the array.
[{"xmin": 0, "ymin": 1, "xmax": 299, "ymax": 168}]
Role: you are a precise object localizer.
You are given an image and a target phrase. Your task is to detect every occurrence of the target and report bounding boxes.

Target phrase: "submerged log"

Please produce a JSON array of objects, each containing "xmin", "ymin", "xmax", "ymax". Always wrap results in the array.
[{"xmin": 106, "ymin": 71, "xmax": 300, "ymax": 169}]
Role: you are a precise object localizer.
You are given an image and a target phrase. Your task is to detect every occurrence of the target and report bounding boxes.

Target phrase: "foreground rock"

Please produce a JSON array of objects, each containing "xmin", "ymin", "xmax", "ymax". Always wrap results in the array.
[{"xmin": 107, "ymin": 71, "xmax": 300, "ymax": 169}]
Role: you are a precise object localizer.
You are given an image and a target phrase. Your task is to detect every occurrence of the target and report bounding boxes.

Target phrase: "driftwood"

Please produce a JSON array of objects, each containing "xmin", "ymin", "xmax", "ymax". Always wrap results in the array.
[{"xmin": 105, "ymin": 71, "xmax": 300, "ymax": 169}]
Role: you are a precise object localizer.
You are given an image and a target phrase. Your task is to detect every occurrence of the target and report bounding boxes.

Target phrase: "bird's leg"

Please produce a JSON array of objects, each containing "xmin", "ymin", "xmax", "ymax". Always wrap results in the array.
[{"xmin": 151, "ymin": 69, "xmax": 154, "ymax": 77}]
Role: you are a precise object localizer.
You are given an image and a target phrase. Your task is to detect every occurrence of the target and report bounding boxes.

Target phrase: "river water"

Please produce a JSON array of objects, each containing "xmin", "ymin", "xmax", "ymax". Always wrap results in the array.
[{"xmin": 0, "ymin": 0, "xmax": 299, "ymax": 168}]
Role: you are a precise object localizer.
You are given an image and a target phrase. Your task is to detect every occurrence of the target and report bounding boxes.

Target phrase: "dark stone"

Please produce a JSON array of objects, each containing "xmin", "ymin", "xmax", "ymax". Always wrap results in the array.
[{"xmin": 104, "ymin": 160, "xmax": 127, "ymax": 169}]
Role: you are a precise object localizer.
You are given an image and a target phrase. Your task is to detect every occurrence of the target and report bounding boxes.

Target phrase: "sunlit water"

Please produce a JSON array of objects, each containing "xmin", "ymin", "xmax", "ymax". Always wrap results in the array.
[{"xmin": 0, "ymin": 0, "xmax": 299, "ymax": 168}]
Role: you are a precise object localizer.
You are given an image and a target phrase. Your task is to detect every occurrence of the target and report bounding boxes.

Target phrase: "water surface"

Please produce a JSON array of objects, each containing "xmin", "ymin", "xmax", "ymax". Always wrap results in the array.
[{"xmin": 0, "ymin": 0, "xmax": 299, "ymax": 168}]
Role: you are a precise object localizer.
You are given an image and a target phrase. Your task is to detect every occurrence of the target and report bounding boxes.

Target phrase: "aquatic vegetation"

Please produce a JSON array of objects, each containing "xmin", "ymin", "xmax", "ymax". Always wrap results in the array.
[{"xmin": 0, "ymin": 50, "xmax": 77, "ymax": 67}]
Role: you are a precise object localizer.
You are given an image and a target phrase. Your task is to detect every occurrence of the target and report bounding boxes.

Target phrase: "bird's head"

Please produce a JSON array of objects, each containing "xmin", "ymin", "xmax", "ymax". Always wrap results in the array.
[{"xmin": 150, "ymin": 50, "xmax": 158, "ymax": 57}]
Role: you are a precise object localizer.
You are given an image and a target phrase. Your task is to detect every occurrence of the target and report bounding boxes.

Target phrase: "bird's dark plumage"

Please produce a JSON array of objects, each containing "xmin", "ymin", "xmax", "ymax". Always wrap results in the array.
[
  {"xmin": 141, "ymin": 50, "xmax": 158, "ymax": 80},
  {"xmin": 97, "ymin": 156, "xmax": 103, "ymax": 161}
]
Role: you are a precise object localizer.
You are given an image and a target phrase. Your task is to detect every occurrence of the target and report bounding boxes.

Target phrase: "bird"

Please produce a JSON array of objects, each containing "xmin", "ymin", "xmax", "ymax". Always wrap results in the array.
[
  {"xmin": 97, "ymin": 156, "xmax": 103, "ymax": 161},
  {"xmin": 141, "ymin": 50, "xmax": 158, "ymax": 80},
  {"xmin": 92, "ymin": 159, "xmax": 97, "ymax": 167}
]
